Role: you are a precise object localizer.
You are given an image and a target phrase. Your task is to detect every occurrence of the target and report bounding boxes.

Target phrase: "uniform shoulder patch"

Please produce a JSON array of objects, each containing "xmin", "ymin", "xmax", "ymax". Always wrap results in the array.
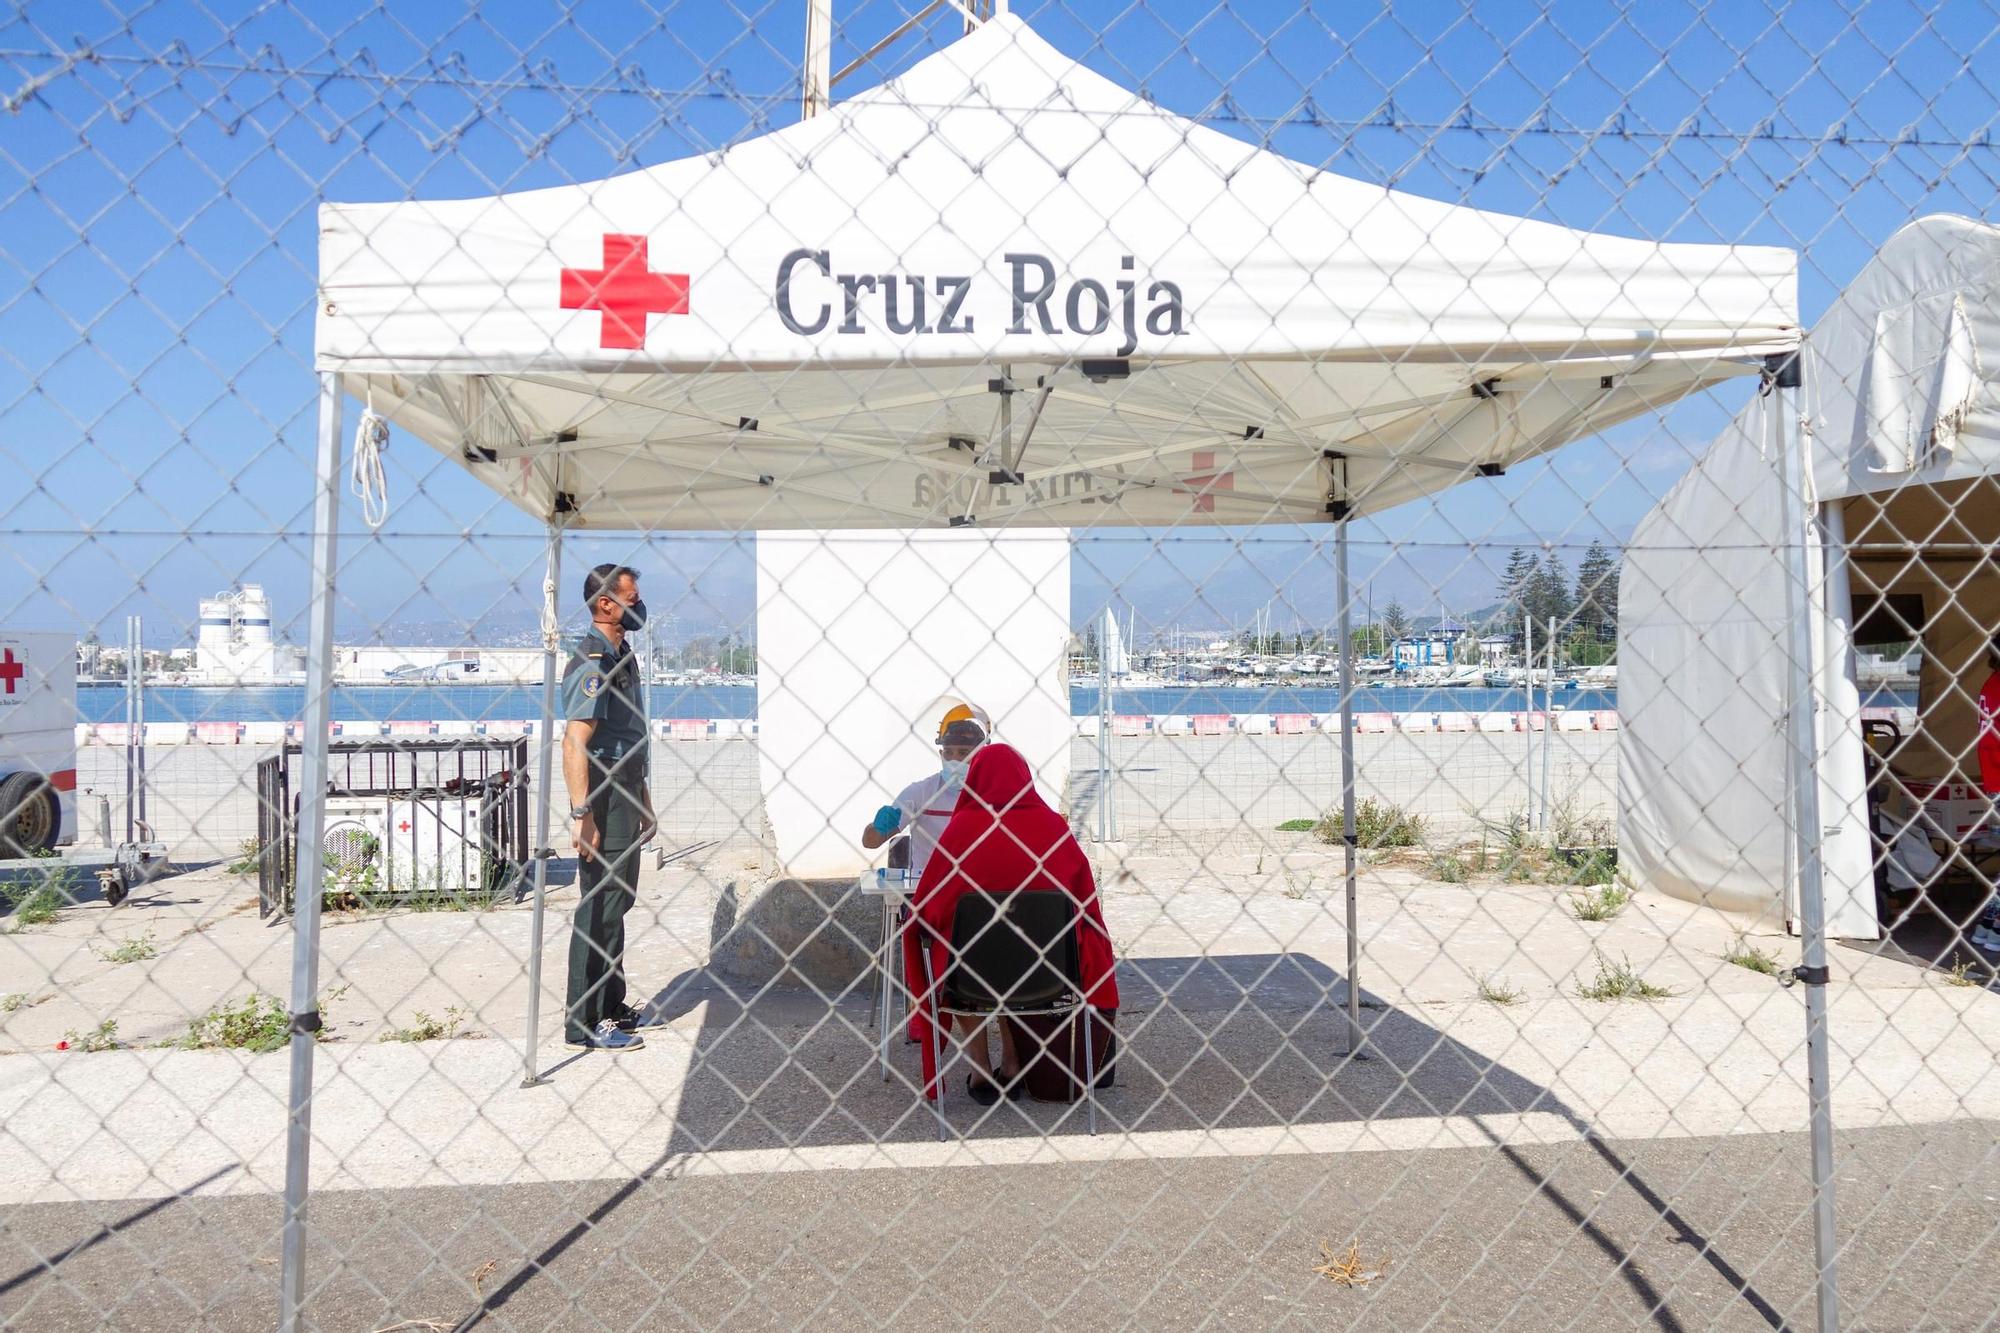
[{"xmin": 581, "ymin": 672, "xmax": 605, "ymax": 698}]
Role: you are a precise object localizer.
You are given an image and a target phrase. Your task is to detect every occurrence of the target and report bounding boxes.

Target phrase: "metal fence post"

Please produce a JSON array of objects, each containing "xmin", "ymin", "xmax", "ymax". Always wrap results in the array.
[
  {"xmin": 1523, "ymin": 612, "xmax": 1537, "ymax": 830},
  {"xmin": 1104, "ymin": 608, "xmax": 1120, "ymax": 836},
  {"xmin": 278, "ymin": 372, "xmax": 345, "ymax": 1332},
  {"xmin": 1543, "ymin": 614, "xmax": 1556, "ymax": 834},
  {"xmin": 123, "ymin": 615, "xmax": 136, "ymax": 845},
  {"xmin": 521, "ymin": 521, "xmax": 564, "ymax": 1087}
]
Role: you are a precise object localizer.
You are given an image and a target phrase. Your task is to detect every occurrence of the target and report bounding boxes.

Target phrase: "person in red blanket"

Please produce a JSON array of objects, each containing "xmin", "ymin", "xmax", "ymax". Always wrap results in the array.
[
  {"xmin": 1972, "ymin": 637, "xmax": 2000, "ymax": 952},
  {"xmin": 910, "ymin": 742, "xmax": 1119, "ymax": 1104},
  {"xmin": 1981, "ymin": 635, "xmax": 2000, "ymax": 798}
]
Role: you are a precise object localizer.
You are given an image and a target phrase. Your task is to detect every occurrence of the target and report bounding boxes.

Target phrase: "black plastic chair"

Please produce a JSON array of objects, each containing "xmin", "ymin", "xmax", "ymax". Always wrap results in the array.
[{"xmin": 919, "ymin": 888, "xmax": 1096, "ymax": 1137}]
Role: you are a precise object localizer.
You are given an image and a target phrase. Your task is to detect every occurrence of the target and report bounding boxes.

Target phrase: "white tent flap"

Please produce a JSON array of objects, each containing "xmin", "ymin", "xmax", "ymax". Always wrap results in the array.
[{"xmin": 1865, "ymin": 291, "xmax": 1982, "ymax": 473}]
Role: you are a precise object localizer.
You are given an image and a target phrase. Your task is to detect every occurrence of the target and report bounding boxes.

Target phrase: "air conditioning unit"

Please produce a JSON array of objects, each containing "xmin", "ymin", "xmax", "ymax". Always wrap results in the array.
[
  {"xmin": 384, "ymin": 795, "xmax": 486, "ymax": 895},
  {"xmin": 321, "ymin": 796, "xmax": 387, "ymax": 887}
]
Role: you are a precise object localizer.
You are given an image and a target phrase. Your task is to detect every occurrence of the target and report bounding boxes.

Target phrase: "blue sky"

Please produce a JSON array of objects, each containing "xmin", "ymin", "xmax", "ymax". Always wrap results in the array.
[{"xmin": 2, "ymin": 0, "xmax": 1995, "ymax": 648}]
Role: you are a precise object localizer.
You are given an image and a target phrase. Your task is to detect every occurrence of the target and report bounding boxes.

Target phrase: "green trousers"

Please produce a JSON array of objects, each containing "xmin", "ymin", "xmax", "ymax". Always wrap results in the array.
[{"xmin": 564, "ymin": 751, "xmax": 647, "ymax": 1042}]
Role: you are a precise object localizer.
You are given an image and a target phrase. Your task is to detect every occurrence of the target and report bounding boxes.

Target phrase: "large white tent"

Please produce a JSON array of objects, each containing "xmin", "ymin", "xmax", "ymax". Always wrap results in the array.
[
  {"xmin": 279, "ymin": 11, "xmax": 1808, "ymax": 1328},
  {"xmin": 317, "ymin": 15, "xmax": 1796, "ymax": 532},
  {"xmin": 1620, "ymin": 214, "xmax": 2000, "ymax": 942}
]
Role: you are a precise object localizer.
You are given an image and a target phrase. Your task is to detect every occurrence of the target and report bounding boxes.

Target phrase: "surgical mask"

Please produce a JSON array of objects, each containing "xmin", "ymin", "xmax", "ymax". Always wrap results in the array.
[
  {"xmin": 939, "ymin": 759, "xmax": 970, "ymax": 786},
  {"xmin": 618, "ymin": 598, "xmax": 648, "ymax": 632}
]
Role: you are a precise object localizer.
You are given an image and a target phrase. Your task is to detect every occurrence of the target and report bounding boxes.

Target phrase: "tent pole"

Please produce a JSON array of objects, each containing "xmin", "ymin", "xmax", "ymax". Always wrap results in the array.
[
  {"xmin": 521, "ymin": 521, "xmax": 564, "ymax": 1087},
  {"xmin": 1773, "ymin": 359, "xmax": 1840, "ymax": 1333},
  {"xmin": 800, "ymin": 0, "xmax": 832, "ymax": 119},
  {"xmin": 1336, "ymin": 519, "xmax": 1363, "ymax": 1057},
  {"xmin": 278, "ymin": 373, "xmax": 345, "ymax": 1333}
]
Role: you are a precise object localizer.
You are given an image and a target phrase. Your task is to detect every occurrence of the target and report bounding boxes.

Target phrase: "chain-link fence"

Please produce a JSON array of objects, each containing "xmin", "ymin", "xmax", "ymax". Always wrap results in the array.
[{"xmin": 5, "ymin": 2, "xmax": 2000, "ymax": 1329}]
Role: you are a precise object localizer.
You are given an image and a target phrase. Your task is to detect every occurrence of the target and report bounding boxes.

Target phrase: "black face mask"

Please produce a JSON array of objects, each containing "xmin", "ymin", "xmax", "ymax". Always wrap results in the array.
[{"xmin": 619, "ymin": 598, "xmax": 648, "ymax": 632}]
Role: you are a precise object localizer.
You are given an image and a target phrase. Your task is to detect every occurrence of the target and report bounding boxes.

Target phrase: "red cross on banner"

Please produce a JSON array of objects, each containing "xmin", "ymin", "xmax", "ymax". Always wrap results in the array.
[
  {"xmin": 0, "ymin": 649, "xmax": 22, "ymax": 695},
  {"xmin": 559, "ymin": 234, "xmax": 690, "ymax": 350},
  {"xmin": 1180, "ymin": 452, "xmax": 1235, "ymax": 513},
  {"xmin": 398, "ymin": 820, "xmax": 411, "ymax": 833}
]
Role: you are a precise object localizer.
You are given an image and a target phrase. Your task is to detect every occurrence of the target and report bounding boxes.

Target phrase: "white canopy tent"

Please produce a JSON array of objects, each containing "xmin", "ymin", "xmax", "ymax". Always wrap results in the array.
[
  {"xmin": 316, "ymin": 15, "xmax": 1796, "ymax": 532},
  {"xmin": 1621, "ymin": 214, "xmax": 2000, "ymax": 942},
  {"xmin": 278, "ymin": 12, "xmax": 1808, "ymax": 1329}
]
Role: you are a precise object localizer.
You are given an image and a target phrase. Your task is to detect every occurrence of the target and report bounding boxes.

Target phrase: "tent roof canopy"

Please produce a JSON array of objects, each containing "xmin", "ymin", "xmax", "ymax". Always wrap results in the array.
[
  {"xmin": 1800, "ymin": 213, "xmax": 2000, "ymax": 501},
  {"xmin": 315, "ymin": 14, "xmax": 1799, "ymax": 531}
]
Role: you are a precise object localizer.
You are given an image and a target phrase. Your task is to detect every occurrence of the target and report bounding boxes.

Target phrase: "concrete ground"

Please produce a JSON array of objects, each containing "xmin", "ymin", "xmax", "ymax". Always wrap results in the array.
[
  {"xmin": 2, "ymin": 826, "xmax": 1997, "ymax": 1329},
  {"xmin": 2, "ymin": 1119, "xmax": 1995, "ymax": 1331}
]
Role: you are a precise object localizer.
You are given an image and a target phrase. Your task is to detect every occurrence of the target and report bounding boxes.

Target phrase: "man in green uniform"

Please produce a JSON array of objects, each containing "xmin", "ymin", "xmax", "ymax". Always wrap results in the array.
[{"xmin": 561, "ymin": 562, "xmax": 656, "ymax": 1051}]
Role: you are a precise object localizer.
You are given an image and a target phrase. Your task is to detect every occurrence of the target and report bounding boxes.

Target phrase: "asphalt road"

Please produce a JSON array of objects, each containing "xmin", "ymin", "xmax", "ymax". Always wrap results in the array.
[{"xmin": 3, "ymin": 1118, "xmax": 1994, "ymax": 1332}]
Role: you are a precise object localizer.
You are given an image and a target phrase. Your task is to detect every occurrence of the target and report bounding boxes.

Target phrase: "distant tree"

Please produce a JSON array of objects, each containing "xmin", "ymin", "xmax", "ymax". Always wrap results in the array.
[
  {"xmin": 1574, "ymin": 541, "xmax": 1619, "ymax": 643},
  {"xmin": 1381, "ymin": 599, "xmax": 1411, "ymax": 641},
  {"xmin": 1566, "ymin": 630, "xmax": 1615, "ymax": 667},
  {"xmin": 1498, "ymin": 547, "xmax": 1537, "ymax": 625},
  {"xmin": 676, "ymin": 635, "xmax": 716, "ymax": 670},
  {"xmin": 1524, "ymin": 554, "xmax": 1573, "ymax": 629}
]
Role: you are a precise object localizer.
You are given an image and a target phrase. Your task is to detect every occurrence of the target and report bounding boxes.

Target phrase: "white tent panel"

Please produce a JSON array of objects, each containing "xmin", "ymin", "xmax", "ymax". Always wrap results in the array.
[
  {"xmin": 755, "ymin": 529, "xmax": 1070, "ymax": 879},
  {"xmin": 316, "ymin": 15, "xmax": 1797, "ymax": 532},
  {"xmin": 1620, "ymin": 214, "xmax": 2000, "ymax": 939}
]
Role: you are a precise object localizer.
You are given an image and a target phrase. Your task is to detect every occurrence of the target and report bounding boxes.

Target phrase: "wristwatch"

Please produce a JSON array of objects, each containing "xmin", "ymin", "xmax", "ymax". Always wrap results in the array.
[{"xmin": 568, "ymin": 804, "xmax": 592, "ymax": 820}]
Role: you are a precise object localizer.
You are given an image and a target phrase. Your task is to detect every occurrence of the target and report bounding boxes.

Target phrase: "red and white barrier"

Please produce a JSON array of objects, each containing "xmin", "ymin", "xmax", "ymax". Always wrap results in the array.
[
  {"xmin": 1395, "ymin": 713, "xmax": 1436, "ymax": 733},
  {"xmin": 1356, "ymin": 712, "xmax": 1394, "ymax": 734},
  {"xmin": 1193, "ymin": 714, "xmax": 1230, "ymax": 736},
  {"xmin": 1154, "ymin": 715, "xmax": 1191, "ymax": 736},
  {"xmin": 668, "ymin": 719, "xmax": 710, "ymax": 740},
  {"xmin": 1435, "ymin": 712, "xmax": 1475, "ymax": 733},
  {"xmin": 1557, "ymin": 710, "xmax": 1595, "ymax": 732},
  {"xmin": 1477, "ymin": 713, "xmax": 1514, "ymax": 733},
  {"xmin": 1113, "ymin": 714, "xmax": 1149, "ymax": 737},
  {"xmin": 387, "ymin": 720, "xmax": 435, "ymax": 737},
  {"xmin": 1592, "ymin": 711, "xmax": 1620, "ymax": 731},
  {"xmin": 1274, "ymin": 712, "xmax": 1312, "ymax": 735},
  {"xmin": 194, "ymin": 721, "xmax": 242, "ymax": 745},
  {"xmin": 1237, "ymin": 713, "xmax": 1271, "ymax": 736}
]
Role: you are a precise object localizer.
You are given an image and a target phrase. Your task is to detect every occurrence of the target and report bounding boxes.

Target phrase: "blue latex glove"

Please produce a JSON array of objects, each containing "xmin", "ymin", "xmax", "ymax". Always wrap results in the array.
[{"xmin": 871, "ymin": 805, "xmax": 902, "ymax": 837}]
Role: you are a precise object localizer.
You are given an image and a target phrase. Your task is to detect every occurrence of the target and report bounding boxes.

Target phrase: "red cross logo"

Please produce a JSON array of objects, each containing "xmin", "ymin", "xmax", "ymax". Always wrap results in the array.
[
  {"xmin": 1179, "ymin": 453, "xmax": 1235, "ymax": 513},
  {"xmin": 398, "ymin": 820, "xmax": 411, "ymax": 833},
  {"xmin": 0, "ymin": 649, "xmax": 22, "ymax": 695},
  {"xmin": 559, "ymin": 234, "xmax": 689, "ymax": 350}
]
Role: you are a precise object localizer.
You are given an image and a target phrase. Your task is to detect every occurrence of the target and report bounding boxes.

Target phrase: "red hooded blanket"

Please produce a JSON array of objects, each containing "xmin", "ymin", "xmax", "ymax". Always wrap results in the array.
[{"xmin": 908, "ymin": 743, "xmax": 1118, "ymax": 1094}]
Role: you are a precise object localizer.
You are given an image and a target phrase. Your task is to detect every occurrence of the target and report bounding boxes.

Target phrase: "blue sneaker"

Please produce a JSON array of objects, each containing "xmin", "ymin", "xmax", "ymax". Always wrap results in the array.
[{"xmin": 569, "ymin": 1019, "xmax": 644, "ymax": 1051}]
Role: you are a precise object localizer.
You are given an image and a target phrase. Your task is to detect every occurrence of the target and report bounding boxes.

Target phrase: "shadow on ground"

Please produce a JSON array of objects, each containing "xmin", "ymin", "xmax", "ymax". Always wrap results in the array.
[{"xmin": 1840, "ymin": 878, "xmax": 2000, "ymax": 992}]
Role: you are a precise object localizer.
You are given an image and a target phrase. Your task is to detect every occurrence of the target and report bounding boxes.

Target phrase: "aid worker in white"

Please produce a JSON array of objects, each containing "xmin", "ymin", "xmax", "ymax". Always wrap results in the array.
[
  {"xmin": 861, "ymin": 702, "xmax": 989, "ymax": 879},
  {"xmin": 861, "ymin": 702, "xmax": 988, "ymax": 1038}
]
